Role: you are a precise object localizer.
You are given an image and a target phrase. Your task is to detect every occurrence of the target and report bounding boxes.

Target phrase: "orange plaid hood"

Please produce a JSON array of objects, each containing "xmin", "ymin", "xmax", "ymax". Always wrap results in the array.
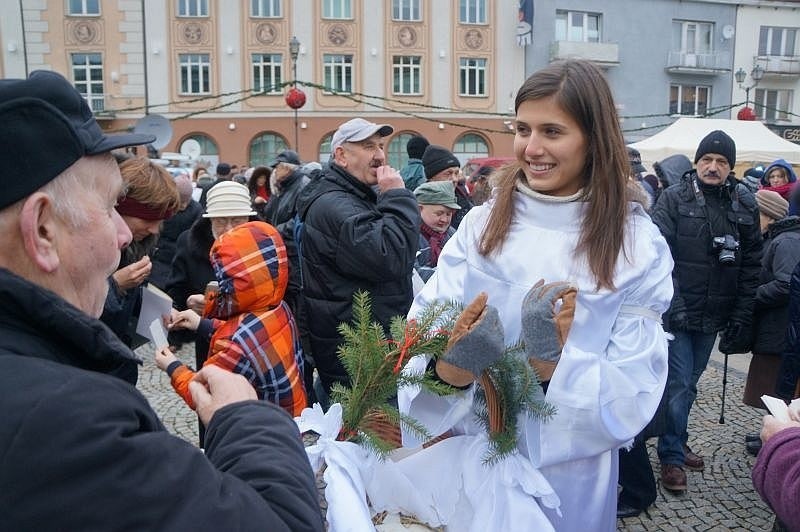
[{"xmin": 205, "ymin": 221, "xmax": 288, "ymax": 319}]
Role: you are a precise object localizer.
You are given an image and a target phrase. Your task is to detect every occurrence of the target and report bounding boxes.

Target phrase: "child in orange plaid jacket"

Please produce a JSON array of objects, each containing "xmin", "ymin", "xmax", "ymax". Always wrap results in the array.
[{"xmin": 155, "ymin": 221, "xmax": 307, "ymax": 417}]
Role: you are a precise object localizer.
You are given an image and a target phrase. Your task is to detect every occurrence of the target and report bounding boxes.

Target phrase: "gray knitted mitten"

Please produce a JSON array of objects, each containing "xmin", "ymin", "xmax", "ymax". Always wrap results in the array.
[
  {"xmin": 436, "ymin": 292, "xmax": 505, "ymax": 387},
  {"xmin": 521, "ymin": 280, "xmax": 577, "ymax": 382}
]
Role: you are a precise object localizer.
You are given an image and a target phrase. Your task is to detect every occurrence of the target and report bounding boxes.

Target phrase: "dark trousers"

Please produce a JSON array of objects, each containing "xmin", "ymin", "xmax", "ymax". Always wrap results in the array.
[{"xmin": 618, "ymin": 439, "xmax": 657, "ymax": 510}]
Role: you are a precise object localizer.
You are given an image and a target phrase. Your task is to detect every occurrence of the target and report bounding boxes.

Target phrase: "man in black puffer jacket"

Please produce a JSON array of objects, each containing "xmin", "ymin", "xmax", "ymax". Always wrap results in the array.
[
  {"xmin": 0, "ymin": 71, "xmax": 324, "ymax": 532},
  {"xmin": 651, "ymin": 130, "xmax": 763, "ymax": 494},
  {"xmin": 296, "ymin": 118, "xmax": 420, "ymax": 395}
]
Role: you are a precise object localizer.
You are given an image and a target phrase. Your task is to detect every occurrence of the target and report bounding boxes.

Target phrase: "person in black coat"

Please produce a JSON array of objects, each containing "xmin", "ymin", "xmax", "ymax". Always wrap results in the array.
[
  {"xmin": 744, "ymin": 191, "xmax": 800, "ymax": 454},
  {"xmin": 0, "ymin": 71, "xmax": 323, "ymax": 532},
  {"xmin": 296, "ymin": 118, "xmax": 420, "ymax": 394},
  {"xmin": 150, "ymin": 174, "xmax": 203, "ymax": 290},
  {"xmin": 650, "ymin": 130, "xmax": 763, "ymax": 493}
]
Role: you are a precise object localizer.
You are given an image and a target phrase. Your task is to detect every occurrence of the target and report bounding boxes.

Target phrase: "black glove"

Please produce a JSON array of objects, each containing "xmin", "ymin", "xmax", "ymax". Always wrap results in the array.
[
  {"xmin": 664, "ymin": 310, "xmax": 689, "ymax": 333},
  {"xmin": 718, "ymin": 320, "xmax": 753, "ymax": 355}
]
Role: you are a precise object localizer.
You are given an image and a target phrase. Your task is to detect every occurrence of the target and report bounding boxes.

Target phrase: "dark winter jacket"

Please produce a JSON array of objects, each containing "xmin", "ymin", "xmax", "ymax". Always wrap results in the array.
[
  {"xmin": 166, "ymin": 217, "xmax": 216, "ymax": 362},
  {"xmin": 263, "ymin": 168, "xmax": 310, "ymax": 296},
  {"xmin": 653, "ymin": 154, "xmax": 693, "ymax": 190},
  {"xmin": 296, "ymin": 162, "xmax": 420, "ymax": 387},
  {"xmin": 451, "ymin": 183, "xmax": 474, "ymax": 229},
  {"xmin": 150, "ymin": 199, "xmax": 203, "ymax": 290},
  {"xmin": 753, "ymin": 216, "xmax": 800, "ymax": 355},
  {"xmin": 0, "ymin": 268, "xmax": 324, "ymax": 532},
  {"xmin": 778, "ymin": 261, "xmax": 800, "ymax": 400},
  {"xmin": 651, "ymin": 172, "xmax": 763, "ymax": 333}
]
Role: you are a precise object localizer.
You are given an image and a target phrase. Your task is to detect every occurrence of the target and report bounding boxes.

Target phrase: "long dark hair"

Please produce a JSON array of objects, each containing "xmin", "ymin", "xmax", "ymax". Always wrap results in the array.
[{"xmin": 479, "ymin": 60, "xmax": 630, "ymax": 290}]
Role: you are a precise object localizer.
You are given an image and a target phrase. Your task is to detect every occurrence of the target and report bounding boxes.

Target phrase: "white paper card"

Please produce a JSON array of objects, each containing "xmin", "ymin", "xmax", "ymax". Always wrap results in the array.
[
  {"xmin": 761, "ymin": 395, "xmax": 790, "ymax": 422},
  {"xmin": 136, "ymin": 283, "xmax": 173, "ymax": 344},
  {"xmin": 149, "ymin": 318, "xmax": 168, "ymax": 349}
]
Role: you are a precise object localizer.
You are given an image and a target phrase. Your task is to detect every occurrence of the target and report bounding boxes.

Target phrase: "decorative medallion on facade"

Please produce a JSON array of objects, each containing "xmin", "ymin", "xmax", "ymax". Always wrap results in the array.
[
  {"xmin": 464, "ymin": 29, "xmax": 484, "ymax": 50},
  {"xmin": 398, "ymin": 26, "xmax": 417, "ymax": 47},
  {"xmin": 255, "ymin": 23, "xmax": 277, "ymax": 45},
  {"xmin": 181, "ymin": 22, "xmax": 205, "ymax": 44},
  {"xmin": 327, "ymin": 24, "xmax": 348, "ymax": 46},
  {"xmin": 72, "ymin": 21, "xmax": 98, "ymax": 44}
]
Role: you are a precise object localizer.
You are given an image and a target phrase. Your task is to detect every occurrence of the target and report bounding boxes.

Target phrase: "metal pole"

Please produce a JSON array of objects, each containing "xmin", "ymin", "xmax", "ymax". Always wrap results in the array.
[
  {"xmin": 719, "ymin": 352, "xmax": 728, "ymax": 424},
  {"xmin": 293, "ymin": 60, "xmax": 298, "ymax": 150}
]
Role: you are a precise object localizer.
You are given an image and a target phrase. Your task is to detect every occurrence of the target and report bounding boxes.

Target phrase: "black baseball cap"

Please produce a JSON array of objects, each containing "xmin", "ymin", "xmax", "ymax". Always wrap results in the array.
[{"xmin": 0, "ymin": 70, "xmax": 156, "ymax": 209}]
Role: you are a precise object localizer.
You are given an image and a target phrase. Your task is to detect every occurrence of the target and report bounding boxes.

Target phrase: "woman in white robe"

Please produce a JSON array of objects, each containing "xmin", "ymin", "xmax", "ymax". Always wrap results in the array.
[{"xmin": 399, "ymin": 59, "xmax": 674, "ymax": 532}]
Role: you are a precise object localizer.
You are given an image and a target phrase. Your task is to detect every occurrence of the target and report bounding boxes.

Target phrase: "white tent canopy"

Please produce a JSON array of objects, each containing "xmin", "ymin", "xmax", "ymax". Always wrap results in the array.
[{"xmin": 630, "ymin": 117, "xmax": 800, "ymax": 166}]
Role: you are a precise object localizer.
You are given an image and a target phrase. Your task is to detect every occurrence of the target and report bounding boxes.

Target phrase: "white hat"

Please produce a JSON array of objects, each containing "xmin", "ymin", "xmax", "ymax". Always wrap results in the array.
[
  {"xmin": 330, "ymin": 118, "xmax": 393, "ymax": 151},
  {"xmin": 202, "ymin": 181, "xmax": 257, "ymax": 218}
]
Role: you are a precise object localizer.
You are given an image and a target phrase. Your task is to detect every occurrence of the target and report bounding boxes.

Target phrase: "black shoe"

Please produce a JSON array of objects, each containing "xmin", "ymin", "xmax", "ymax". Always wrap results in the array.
[
  {"xmin": 746, "ymin": 439, "xmax": 762, "ymax": 456},
  {"xmin": 745, "ymin": 432, "xmax": 760, "ymax": 443},
  {"xmin": 617, "ymin": 502, "xmax": 643, "ymax": 519}
]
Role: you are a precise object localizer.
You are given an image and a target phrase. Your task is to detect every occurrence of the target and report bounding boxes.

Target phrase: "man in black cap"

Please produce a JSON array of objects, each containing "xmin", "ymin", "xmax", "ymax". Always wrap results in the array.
[
  {"xmin": 651, "ymin": 130, "xmax": 762, "ymax": 494},
  {"xmin": 0, "ymin": 70, "xmax": 323, "ymax": 531},
  {"xmin": 422, "ymin": 144, "xmax": 473, "ymax": 228}
]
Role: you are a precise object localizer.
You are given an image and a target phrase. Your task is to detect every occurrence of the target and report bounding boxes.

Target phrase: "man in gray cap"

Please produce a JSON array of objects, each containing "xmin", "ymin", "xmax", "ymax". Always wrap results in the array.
[
  {"xmin": 651, "ymin": 129, "xmax": 762, "ymax": 494},
  {"xmin": 296, "ymin": 117, "xmax": 420, "ymax": 395},
  {"xmin": 0, "ymin": 70, "xmax": 323, "ymax": 531}
]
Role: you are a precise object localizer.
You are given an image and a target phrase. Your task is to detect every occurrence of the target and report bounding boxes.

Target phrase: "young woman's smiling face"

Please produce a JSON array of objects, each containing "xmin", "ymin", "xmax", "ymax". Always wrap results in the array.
[{"xmin": 514, "ymin": 95, "xmax": 588, "ymax": 197}]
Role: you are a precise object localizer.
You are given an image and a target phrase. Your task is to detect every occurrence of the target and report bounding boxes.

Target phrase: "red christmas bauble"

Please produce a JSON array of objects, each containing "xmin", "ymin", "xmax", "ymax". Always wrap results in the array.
[
  {"xmin": 285, "ymin": 87, "xmax": 306, "ymax": 109},
  {"xmin": 737, "ymin": 107, "xmax": 756, "ymax": 121}
]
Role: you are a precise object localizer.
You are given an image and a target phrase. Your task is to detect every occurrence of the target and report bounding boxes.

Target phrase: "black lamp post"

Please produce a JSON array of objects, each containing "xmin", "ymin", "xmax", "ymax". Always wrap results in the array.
[
  {"xmin": 289, "ymin": 36, "xmax": 300, "ymax": 151},
  {"xmin": 734, "ymin": 64, "xmax": 765, "ymax": 111}
]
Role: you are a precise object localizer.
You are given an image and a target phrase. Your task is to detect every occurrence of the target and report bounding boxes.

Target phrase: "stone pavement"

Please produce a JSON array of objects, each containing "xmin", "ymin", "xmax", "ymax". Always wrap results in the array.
[{"xmin": 135, "ymin": 342, "xmax": 776, "ymax": 531}]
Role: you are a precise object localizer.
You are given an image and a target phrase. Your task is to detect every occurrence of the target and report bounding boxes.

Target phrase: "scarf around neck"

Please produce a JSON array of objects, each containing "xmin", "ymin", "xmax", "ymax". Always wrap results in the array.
[{"xmin": 420, "ymin": 223, "xmax": 448, "ymax": 266}]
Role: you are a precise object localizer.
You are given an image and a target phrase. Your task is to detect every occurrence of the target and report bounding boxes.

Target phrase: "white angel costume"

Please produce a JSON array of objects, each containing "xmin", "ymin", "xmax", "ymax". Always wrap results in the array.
[{"xmin": 399, "ymin": 184, "xmax": 673, "ymax": 531}]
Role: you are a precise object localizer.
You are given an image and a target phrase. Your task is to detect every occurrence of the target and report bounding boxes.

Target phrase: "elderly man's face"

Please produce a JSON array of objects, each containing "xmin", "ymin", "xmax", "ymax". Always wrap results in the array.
[
  {"xmin": 696, "ymin": 153, "xmax": 730, "ymax": 186},
  {"xmin": 336, "ymin": 134, "xmax": 387, "ymax": 185},
  {"xmin": 58, "ymin": 155, "xmax": 133, "ymax": 316}
]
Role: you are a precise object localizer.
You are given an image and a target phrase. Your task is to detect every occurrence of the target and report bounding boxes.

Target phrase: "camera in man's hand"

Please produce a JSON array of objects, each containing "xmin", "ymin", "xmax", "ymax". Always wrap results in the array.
[{"xmin": 712, "ymin": 234, "xmax": 739, "ymax": 265}]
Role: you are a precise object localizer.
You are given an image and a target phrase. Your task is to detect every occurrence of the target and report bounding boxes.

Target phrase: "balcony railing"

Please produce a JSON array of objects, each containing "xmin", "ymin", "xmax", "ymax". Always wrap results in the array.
[
  {"xmin": 666, "ymin": 51, "xmax": 730, "ymax": 73},
  {"xmin": 549, "ymin": 40, "xmax": 619, "ymax": 66},
  {"xmin": 754, "ymin": 55, "xmax": 800, "ymax": 77}
]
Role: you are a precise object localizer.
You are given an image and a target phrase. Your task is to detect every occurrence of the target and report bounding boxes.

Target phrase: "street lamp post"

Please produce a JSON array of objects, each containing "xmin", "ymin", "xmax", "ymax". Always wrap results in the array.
[
  {"xmin": 734, "ymin": 64, "xmax": 765, "ymax": 115},
  {"xmin": 289, "ymin": 36, "xmax": 300, "ymax": 151}
]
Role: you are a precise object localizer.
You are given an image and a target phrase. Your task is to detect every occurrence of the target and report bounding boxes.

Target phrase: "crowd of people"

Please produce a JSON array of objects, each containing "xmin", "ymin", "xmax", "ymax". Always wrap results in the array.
[{"xmin": 2, "ymin": 60, "xmax": 800, "ymax": 532}]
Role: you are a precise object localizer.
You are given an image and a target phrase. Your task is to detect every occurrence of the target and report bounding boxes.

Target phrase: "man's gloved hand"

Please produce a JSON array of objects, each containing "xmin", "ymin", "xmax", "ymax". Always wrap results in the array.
[
  {"xmin": 521, "ymin": 280, "xmax": 577, "ymax": 382},
  {"xmin": 718, "ymin": 320, "xmax": 753, "ymax": 355},
  {"xmin": 436, "ymin": 292, "xmax": 505, "ymax": 388},
  {"xmin": 664, "ymin": 309, "xmax": 689, "ymax": 332}
]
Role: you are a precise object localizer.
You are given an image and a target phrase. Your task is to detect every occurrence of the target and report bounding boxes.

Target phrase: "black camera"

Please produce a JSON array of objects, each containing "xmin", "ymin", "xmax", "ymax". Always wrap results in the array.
[{"xmin": 712, "ymin": 235, "xmax": 739, "ymax": 265}]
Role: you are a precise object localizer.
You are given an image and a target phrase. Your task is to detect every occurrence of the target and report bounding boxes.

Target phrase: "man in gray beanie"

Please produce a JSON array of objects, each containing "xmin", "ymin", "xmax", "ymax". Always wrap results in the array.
[
  {"xmin": 422, "ymin": 144, "xmax": 473, "ymax": 228},
  {"xmin": 650, "ymin": 129, "xmax": 763, "ymax": 494}
]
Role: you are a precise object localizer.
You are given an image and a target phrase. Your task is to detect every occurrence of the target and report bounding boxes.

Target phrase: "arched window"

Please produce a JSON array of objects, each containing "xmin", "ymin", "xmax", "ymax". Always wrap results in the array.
[
  {"xmin": 453, "ymin": 132, "xmax": 489, "ymax": 164},
  {"xmin": 183, "ymin": 133, "xmax": 218, "ymax": 156},
  {"xmin": 318, "ymin": 133, "xmax": 333, "ymax": 164},
  {"xmin": 249, "ymin": 132, "xmax": 288, "ymax": 167},
  {"xmin": 387, "ymin": 132, "xmax": 418, "ymax": 169}
]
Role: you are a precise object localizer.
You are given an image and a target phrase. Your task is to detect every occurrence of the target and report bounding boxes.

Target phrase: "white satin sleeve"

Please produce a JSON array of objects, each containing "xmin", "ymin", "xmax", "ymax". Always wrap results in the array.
[{"xmin": 529, "ymin": 218, "xmax": 674, "ymax": 468}]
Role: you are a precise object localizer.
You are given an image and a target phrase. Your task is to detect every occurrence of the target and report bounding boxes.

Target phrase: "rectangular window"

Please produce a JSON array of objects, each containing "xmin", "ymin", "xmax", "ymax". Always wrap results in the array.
[
  {"xmin": 179, "ymin": 54, "xmax": 211, "ymax": 95},
  {"xmin": 252, "ymin": 54, "xmax": 283, "ymax": 94},
  {"xmin": 459, "ymin": 0, "xmax": 486, "ymax": 24},
  {"xmin": 392, "ymin": 56, "xmax": 421, "ymax": 95},
  {"xmin": 322, "ymin": 0, "xmax": 351, "ymax": 19},
  {"xmin": 754, "ymin": 88, "xmax": 794, "ymax": 121},
  {"xmin": 177, "ymin": 0, "xmax": 208, "ymax": 17},
  {"xmin": 759, "ymin": 27, "xmax": 798, "ymax": 56},
  {"xmin": 323, "ymin": 54, "xmax": 353, "ymax": 93},
  {"xmin": 393, "ymin": 0, "xmax": 420, "ymax": 21},
  {"xmin": 72, "ymin": 53, "xmax": 104, "ymax": 111},
  {"xmin": 669, "ymin": 84, "xmax": 710, "ymax": 116},
  {"xmin": 459, "ymin": 57, "xmax": 487, "ymax": 97},
  {"xmin": 68, "ymin": 0, "xmax": 100, "ymax": 15},
  {"xmin": 672, "ymin": 20, "xmax": 713, "ymax": 54},
  {"xmin": 251, "ymin": 0, "xmax": 281, "ymax": 17},
  {"xmin": 555, "ymin": 10, "xmax": 601, "ymax": 43}
]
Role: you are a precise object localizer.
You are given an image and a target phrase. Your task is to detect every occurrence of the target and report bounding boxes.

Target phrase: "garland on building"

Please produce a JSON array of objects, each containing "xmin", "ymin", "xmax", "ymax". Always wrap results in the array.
[{"xmin": 331, "ymin": 291, "xmax": 555, "ymax": 463}]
